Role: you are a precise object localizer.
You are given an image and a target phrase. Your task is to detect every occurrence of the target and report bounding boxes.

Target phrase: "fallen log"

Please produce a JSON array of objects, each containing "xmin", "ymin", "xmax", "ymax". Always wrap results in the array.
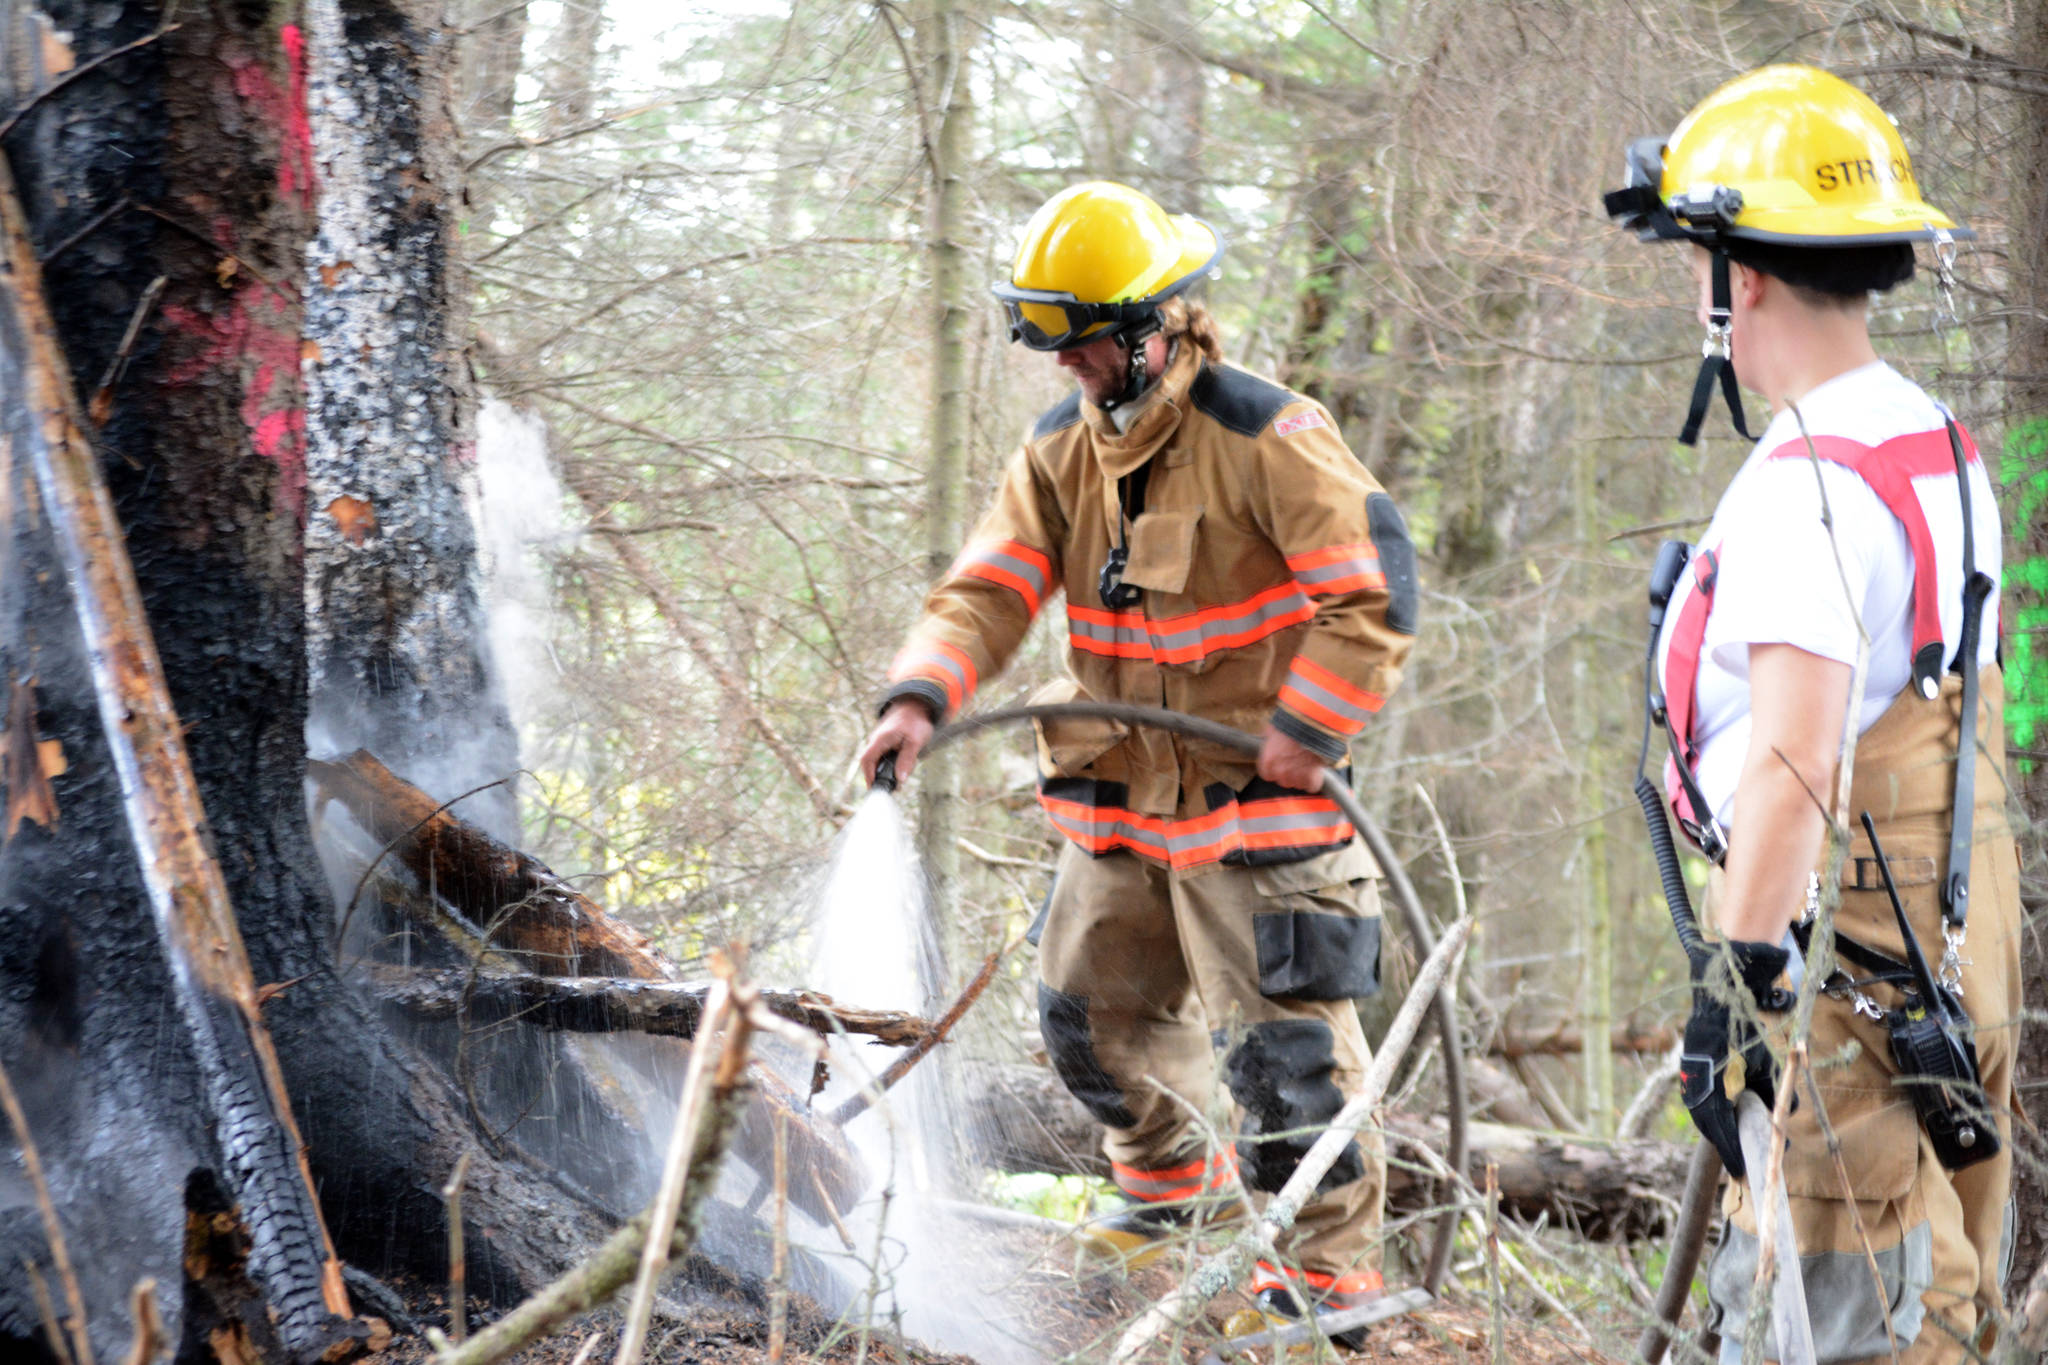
[
  {"xmin": 960, "ymin": 1060, "xmax": 1689, "ymax": 1241},
  {"xmin": 370, "ymin": 964, "xmax": 935, "ymax": 1046},
  {"xmin": 1491, "ymin": 1021, "xmax": 1676, "ymax": 1060},
  {"xmin": 310, "ymin": 749, "xmax": 865, "ymax": 1224},
  {"xmin": 311, "ymin": 749, "xmax": 656, "ymax": 977}
]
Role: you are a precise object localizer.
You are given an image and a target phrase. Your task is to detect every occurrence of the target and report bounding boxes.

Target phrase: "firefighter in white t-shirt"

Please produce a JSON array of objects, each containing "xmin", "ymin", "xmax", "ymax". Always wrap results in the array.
[{"xmin": 1606, "ymin": 67, "xmax": 2021, "ymax": 1362}]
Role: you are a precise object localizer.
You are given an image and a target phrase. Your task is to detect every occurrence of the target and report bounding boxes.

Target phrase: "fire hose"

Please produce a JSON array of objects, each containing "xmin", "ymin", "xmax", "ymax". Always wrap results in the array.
[{"xmin": 919, "ymin": 701, "xmax": 1468, "ymax": 1297}]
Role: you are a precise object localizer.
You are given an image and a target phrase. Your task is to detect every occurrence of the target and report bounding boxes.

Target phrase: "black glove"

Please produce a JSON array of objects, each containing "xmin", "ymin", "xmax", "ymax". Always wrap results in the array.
[{"xmin": 1679, "ymin": 939, "xmax": 1793, "ymax": 1178}]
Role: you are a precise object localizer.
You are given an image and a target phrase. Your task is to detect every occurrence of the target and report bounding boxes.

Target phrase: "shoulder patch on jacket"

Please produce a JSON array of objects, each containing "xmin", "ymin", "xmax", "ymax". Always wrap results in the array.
[
  {"xmin": 1190, "ymin": 364, "xmax": 1297, "ymax": 438},
  {"xmin": 1032, "ymin": 390, "xmax": 1084, "ymax": 440}
]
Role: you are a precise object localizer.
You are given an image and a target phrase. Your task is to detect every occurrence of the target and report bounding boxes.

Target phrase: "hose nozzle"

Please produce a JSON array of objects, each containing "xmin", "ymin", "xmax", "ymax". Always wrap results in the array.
[{"xmin": 872, "ymin": 750, "xmax": 899, "ymax": 794}]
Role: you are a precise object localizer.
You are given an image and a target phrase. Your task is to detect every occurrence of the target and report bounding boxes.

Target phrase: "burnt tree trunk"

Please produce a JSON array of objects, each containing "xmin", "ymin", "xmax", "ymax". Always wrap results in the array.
[
  {"xmin": 303, "ymin": 0, "xmax": 518, "ymax": 835},
  {"xmin": 0, "ymin": 4, "xmax": 636, "ymax": 1357}
]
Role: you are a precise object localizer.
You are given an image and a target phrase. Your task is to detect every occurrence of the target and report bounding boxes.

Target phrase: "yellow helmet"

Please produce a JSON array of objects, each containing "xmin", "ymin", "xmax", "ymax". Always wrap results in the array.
[
  {"xmin": 992, "ymin": 182, "xmax": 1224, "ymax": 351},
  {"xmin": 1606, "ymin": 65, "xmax": 1969, "ymax": 245}
]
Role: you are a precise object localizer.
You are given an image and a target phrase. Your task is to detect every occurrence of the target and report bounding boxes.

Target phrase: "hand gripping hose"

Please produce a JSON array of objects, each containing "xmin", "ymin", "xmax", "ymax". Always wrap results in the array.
[{"xmin": 925, "ymin": 702, "xmax": 1468, "ymax": 1295}]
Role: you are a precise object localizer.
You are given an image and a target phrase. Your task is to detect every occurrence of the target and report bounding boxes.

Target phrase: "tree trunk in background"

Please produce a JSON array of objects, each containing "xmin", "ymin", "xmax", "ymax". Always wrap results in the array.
[
  {"xmin": 456, "ymin": 0, "xmax": 525, "ymax": 139},
  {"xmin": 1573, "ymin": 431, "xmax": 1613, "ymax": 1135},
  {"xmin": 304, "ymin": 0, "xmax": 519, "ymax": 836},
  {"xmin": 2002, "ymin": 0, "xmax": 2048, "ymax": 1299},
  {"xmin": 539, "ymin": 0, "xmax": 603, "ymax": 134},
  {"xmin": 914, "ymin": 0, "xmax": 972, "ymax": 927},
  {"xmin": 1140, "ymin": 0, "xmax": 1203, "ymax": 213},
  {"xmin": 1280, "ymin": 159, "xmax": 1365, "ymax": 412}
]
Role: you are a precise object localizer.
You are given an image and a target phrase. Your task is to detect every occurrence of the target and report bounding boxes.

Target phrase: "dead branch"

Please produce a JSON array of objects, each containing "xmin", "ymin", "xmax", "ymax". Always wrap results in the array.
[
  {"xmin": 430, "ymin": 984, "xmax": 759, "ymax": 1365},
  {"xmin": 118, "ymin": 1281, "xmax": 161, "ymax": 1365},
  {"xmin": 442, "ymin": 1152, "xmax": 474, "ymax": 1345},
  {"xmin": 0, "ymin": 1056, "xmax": 92, "ymax": 1365},
  {"xmin": 1110, "ymin": 917, "xmax": 1472, "ymax": 1365},
  {"xmin": 828, "ymin": 934, "xmax": 1019, "ymax": 1125},
  {"xmin": 1492, "ymin": 1020, "xmax": 1675, "ymax": 1059},
  {"xmin": 313, "ymin": 749, "xmax": 865, "ymax": 1223},
  {"xmin": 368, "ymin": 963, "xmax": 936, "ymax": 1046},
  {"xmin": 617, "ymin": 977, "xmax": 735, "ymax": 1365}
]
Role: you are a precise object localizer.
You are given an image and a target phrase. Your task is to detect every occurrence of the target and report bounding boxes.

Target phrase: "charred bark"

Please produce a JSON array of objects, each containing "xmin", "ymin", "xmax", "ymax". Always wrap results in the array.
[
  {"xmin": 370, "ymin": 963, "xmax": 936, "ymax": 1046},
  {"xmin": 311, "ymin": 748, "xmax": 868, "ymax": 1225},
  {"xmin": 0, "ymin": 6, "xmax": 647, "ymax": 1356},
  {"xmin": 303, "ymin": 0, "xmax": 518, "ymax": 837}
]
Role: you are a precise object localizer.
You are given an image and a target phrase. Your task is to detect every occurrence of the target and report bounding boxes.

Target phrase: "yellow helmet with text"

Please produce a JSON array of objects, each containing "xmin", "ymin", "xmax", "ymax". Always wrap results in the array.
[
  {"xmin": 993, "ymin": 181, "xmax": 1225, "ymax": 351},
  {"xmin": 1606, "ymin": 64, "xmax": 1969, "ymax": 245}
]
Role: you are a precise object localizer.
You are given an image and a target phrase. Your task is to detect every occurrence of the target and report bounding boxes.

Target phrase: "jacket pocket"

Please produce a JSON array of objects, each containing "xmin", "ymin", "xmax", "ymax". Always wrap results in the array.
[
  {"xmin": 1121, "ymin": 507, "xmax": 1201, "ymax": 594},
  {"xmin": 1250, "ymin": 853, "xmax": 1383, "ymax": 1001},
  {"xmin": 1782, "ymin": 999, "xmax": 1919, "ymax": 1203},
  {"xmin": 1029, "ymin": 678, "xmax": 1129, "ymax": 776}
]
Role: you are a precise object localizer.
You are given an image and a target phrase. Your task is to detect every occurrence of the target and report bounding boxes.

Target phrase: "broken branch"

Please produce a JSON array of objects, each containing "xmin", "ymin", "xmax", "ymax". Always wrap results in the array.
[
  {"xmin": 829, "ymin": 933, "xmax": 1019, "ymax": 1125},
  {"xmin": 368, "ymin": 963, "xmax": 936, "ymax": 1046}
]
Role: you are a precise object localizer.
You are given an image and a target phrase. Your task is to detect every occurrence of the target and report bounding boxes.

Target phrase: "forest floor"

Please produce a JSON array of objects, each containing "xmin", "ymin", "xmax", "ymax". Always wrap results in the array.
[{"xmin": 370, "ymin": 1232, "xmax": 1633, "ymax": 1365}]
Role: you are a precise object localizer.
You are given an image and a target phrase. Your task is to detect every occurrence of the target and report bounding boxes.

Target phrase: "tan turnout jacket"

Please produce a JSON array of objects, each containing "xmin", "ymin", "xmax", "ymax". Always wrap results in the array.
[{"xmin": 883, "ymin": 342, "xmax": 1417, "ymax": 873}]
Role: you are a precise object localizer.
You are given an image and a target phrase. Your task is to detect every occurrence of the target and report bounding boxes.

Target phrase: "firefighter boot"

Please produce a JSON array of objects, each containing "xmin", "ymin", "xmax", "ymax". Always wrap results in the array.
[
  {"xmin": 1249, "ymin": 1268, "xmax": 1385, "ymax": 1351},
  {"xmin": 1074, "ymin": 1191, "xmax": 1250, "ymax": 1271}
]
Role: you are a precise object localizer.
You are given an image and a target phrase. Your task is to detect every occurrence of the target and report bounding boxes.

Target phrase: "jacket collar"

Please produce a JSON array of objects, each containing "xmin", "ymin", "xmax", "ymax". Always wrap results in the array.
[{"xmin": 1080, "ymin": 341, "xmax": 1202, "ymax": 478}]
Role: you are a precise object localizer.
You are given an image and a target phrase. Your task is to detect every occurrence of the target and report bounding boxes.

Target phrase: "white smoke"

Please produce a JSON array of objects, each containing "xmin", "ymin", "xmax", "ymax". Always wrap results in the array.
[{"xmin": 469, "ymin": 397, "xmax": 576, "ymax": 731}]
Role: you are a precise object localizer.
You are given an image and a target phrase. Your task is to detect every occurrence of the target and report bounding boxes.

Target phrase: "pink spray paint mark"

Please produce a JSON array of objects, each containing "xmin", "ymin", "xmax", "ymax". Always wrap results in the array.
[
  {"xmin": 159, "ymin": 290, "xmax": 308, "ymax": 525},
  {"xmin": 228, "ymin": 26, "xmax": 317, "ymax": 210}
]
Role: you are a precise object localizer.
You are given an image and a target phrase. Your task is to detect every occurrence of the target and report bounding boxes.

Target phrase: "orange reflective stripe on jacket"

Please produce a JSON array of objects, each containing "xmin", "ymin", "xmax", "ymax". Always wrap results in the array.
[
  {"xmin": 1277, "ymin": 656, "xmax": 1384, "ymax": 740},
  {"xmin": 1287, "ymin": 542, "xmax": 1385, "ymax": 598},
  {"xmin": 1067, "ymin": 581, "xmax": 1315, "ymax": 664},
  {"xmin": 887, "ymin": 639, "xmax": 978, "ymax": 715},
  {"xmin": 954, "ymin": 538, "xmax": 1053, "ymax": 616},
  {"xmin": 1038, "ymin": 779, "xmax": 1354, "ymax": 871}
]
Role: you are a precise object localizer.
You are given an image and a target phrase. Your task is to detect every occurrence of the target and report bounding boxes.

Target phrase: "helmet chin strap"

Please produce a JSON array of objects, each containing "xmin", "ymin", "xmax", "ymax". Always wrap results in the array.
[
  {"xmin": 1679, "ymin": 250, "xmax": 1756, "ymax": 446},
  {"xmin": 1100, "ymin": 314, "xmax": 1165, "ymax": 412}
]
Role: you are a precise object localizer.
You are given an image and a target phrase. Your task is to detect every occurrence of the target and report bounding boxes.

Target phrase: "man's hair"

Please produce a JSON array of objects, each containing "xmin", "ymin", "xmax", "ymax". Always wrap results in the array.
[
  {"xmin": 1721, "ymin": 239, "xmax": 1917, "ymax": 308},
  {"xmin": 1159, "ymin": 296, "xmax": 1224, "ymax": 361}
]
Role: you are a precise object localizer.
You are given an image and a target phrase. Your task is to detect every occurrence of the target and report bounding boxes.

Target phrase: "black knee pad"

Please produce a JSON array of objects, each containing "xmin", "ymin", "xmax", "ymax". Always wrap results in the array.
[
  {"xmin": 1038, "ymin": 983, "xmax": 1138, "ymax": 1129},
  {"xmin": 1222, "ymin": 1019, "xmax": 1364, "ymax": 1194}
]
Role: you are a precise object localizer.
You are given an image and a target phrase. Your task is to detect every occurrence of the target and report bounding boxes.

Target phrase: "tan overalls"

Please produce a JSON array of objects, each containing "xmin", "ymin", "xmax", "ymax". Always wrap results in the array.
[{"xmin": 1704, "ymin": 674, "xmax": 2022, "ymax": 1363}]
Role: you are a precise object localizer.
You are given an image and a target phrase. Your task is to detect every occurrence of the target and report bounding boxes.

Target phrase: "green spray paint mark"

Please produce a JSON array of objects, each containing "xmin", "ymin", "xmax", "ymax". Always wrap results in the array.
[{"xmin": 2003, "ymin": 417, "xmax": 2048, "ymax": 760}]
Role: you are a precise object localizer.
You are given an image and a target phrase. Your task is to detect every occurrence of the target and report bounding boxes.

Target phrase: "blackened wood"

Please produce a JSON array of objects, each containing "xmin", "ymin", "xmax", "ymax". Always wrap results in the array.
[
  {"xmin": 0, "ymin": 148, "xmax": 353, "ymax": 1359},
  {"xmin": 370, "ymin": 964, "xmax": 936, "ymax": 1046},
  {"xmin": 312, "ymin": 748, "xmax": 868, "ymax": 1221}
]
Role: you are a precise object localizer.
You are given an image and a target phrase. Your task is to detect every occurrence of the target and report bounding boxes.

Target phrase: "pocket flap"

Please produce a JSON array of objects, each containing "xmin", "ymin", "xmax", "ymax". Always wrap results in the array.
[
  {"xmin": 1782, "ymin": 1014, "xmax": 1920, "ymax": 1202},
  {"xmin": 1249, "ymin": 838, "xmax": 1380, "ymax": 896},
  {"xmin": 1029, "ymin": 678, "xmax": 1129, "ymax": 774},
  {"xmin": 1122, "ymin": 508, "xmax": 1201, "ymax": 594}
]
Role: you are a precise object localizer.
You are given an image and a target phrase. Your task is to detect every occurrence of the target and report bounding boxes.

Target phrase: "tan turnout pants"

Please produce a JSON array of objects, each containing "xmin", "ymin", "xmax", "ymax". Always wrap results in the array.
[
  {"xmin": 1034, "ymin": 837, "xmax": 1387, "ymax": 1291},
  {"xmin": 1704, "ymin": 676, "xmax": 2022, "ymax": 1364}
]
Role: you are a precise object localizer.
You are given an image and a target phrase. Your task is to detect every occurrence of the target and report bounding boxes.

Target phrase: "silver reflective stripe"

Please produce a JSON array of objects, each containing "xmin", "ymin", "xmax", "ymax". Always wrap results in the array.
[
  {"xmin": 1284, "ymin": 666, "xmax": 1376, "ymax": 726},
  {"xmin": 1239, "ymin": 806, "xmax": 1349, "ymax": 840},
  {"xmin": 1066, "ymin": 610, "xmax": 1151, "ymax": 654},
  {"xmin": 1146, "ymin": 589, "xmax": 1312, "ymax": 661},
  {"xmin": 901, "ymin": 648, "xmax": 971, "ymax": 699},
  {"xmin": 1707, "ymin": 1219, "xmax": 1931, "ymax": 1363},
  {"xmin": 1293, "ymin": 555, "xmax": 1381, "ymax": 592},
  {"xmin": 962, "ymin": 542, "xmax": 1049, "ymax": 603}
]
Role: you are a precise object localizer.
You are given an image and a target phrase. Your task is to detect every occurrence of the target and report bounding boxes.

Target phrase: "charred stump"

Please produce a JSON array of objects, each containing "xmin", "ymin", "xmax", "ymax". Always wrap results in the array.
[{"xmin": 0, "ymin": 5, "xmax": 639, "ymax": 1357}]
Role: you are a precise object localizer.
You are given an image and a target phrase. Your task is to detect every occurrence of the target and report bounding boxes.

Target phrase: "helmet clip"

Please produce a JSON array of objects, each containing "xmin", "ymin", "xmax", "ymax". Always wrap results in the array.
[{"xmin": 1931, "ymin": 225, "xmax": 1959, "ymax": 329}]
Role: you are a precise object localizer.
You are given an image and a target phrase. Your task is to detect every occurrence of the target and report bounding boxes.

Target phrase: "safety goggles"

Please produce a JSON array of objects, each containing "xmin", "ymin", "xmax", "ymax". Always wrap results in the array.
[{"xmin": 989, "ymin": 284, "xmax": 1160, "ymax": 351}]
